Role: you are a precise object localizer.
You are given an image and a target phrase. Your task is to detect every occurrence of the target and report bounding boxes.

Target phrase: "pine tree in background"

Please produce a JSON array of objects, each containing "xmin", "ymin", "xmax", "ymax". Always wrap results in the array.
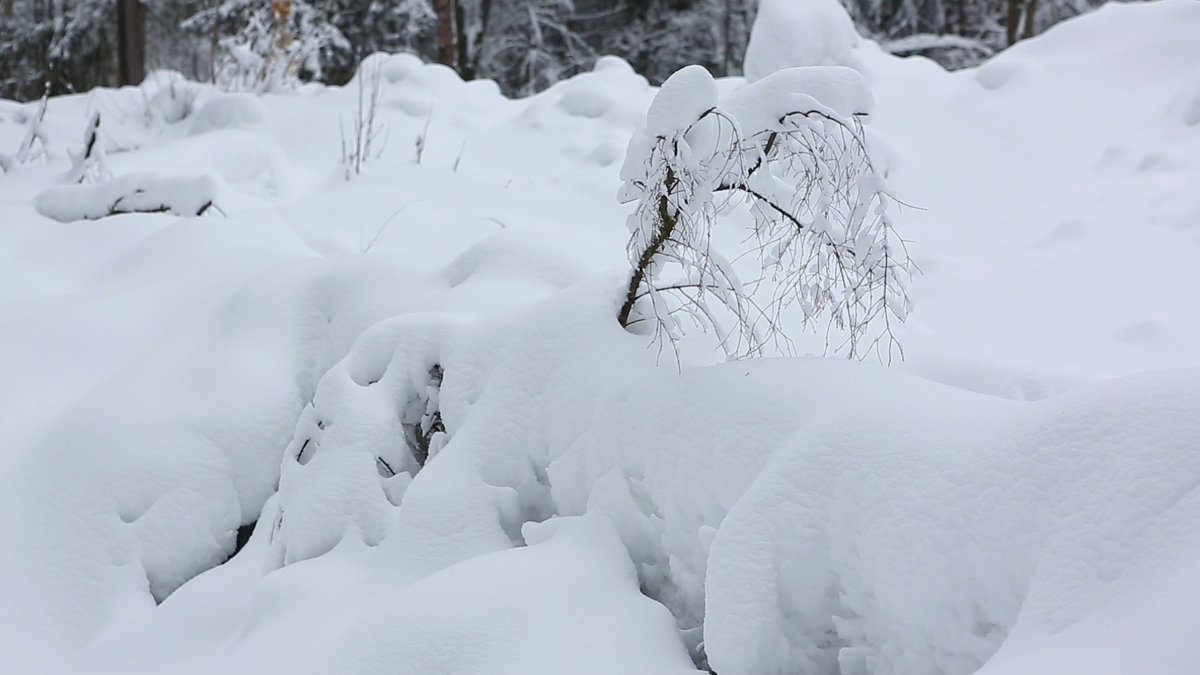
[
  {"xmin": 320, "ymin": 0, "xmax": 434, "ymax": 85},
  {"xmin": 182, "ymin": 0, "xmax": 346, "ymax": 92}
]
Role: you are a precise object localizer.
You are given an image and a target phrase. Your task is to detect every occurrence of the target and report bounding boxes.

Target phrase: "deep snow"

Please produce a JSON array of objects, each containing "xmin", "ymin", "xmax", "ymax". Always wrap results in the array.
[{"xmin": 2, "ymin": 1, "xmax": 1200, "ymax": 674}]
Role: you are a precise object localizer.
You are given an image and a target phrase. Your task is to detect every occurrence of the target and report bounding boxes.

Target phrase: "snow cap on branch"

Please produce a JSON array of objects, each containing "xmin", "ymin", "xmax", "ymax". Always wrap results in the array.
[
  {"xmin": 644, "ymin": 65, "xmax": 719, "ymax": 137},
  {"xmin": 724, "ymin": 66, "xmax": 874, "ymax": 131}
]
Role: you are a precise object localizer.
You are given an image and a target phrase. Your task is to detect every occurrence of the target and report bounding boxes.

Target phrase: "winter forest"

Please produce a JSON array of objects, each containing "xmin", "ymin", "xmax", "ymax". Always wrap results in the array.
[
  {"xmin": 4, "ymin": 0, "xmax": 1200, "ymax": 674},
  {"xmin": 3, "ymin": 0, "xmax": 1105, "ymax": 100}
]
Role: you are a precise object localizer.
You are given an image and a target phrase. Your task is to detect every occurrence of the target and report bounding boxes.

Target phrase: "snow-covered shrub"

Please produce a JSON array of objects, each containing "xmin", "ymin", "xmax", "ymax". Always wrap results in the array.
[
  {"xmin": 66, "ymin": 112, "xmax": 111, "ymax": 184},
  {"xmin": 617, "ymin": 65, "xmax": 911, "ymax": 360},
  {"xmin": 270, "ymin": 313, "xmax": 461, "ymax": 569},
  {"xmin": 145, "ymin": 73, "xmax": 204, "ymax": 125},
  {"xmin": 341, "ymin": 57, "xmax": 389, "ymax": 179},
  {"xmin": 1, "ymin": 84, "xmax": 52, "ymax": 171}
]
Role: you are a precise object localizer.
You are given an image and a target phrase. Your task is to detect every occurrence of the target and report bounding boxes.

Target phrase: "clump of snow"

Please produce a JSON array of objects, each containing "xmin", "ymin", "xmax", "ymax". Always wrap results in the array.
[
  {"xmin": 725, "ymin": 65, "xmax": 874, "ymax": 129},
  {"xmin": 644, "ymin": 64, "xmax": 719, "ymax": 136},
  {"xmin": 743, "ymin": 0, "xmax": 864, "ymax": 81}
]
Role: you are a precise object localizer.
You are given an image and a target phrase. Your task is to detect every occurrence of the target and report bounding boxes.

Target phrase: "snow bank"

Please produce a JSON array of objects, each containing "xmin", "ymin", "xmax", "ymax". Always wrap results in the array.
[{"xmin": 188, "ymin": 92, "xmax": 274, "ymax": 137}]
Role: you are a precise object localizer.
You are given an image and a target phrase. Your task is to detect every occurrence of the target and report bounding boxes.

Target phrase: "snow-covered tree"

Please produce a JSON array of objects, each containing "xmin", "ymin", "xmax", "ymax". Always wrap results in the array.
[
  {"xmin": 183, "ymin": 0, "xmax": 346, "ymax": 92},
  {"xmin": 476, "ymin": 0, "xmax": 593, "ymax": 96},
  {"xmin": 320, "ymin": 0, "xmax": 435, "ymax": 85},
  {"xmin": 0, "ymin": 0, "xmax": 118, "ymax": 99},
  {"xmin": 617, "ymin": 65, "xmax": 911, "ymax": 360},
  {"xmin": 595, "ymin": 0, "xmax": 754, "ymax": 85}
]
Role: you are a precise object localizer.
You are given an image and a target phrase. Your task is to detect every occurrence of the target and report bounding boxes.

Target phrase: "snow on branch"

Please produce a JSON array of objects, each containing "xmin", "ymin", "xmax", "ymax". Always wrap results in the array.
[
  {"xmin": 883, "ymin": 34, "xmax": 995, "ymax": 56},
  {"xmin": 617, "ymin": 65, "xmax": 912, "ymax": 361}
]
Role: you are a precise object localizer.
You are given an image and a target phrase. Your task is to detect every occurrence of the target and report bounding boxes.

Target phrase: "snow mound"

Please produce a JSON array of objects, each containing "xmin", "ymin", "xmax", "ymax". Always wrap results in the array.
[
  {"xmin": 278, "ymin": 517, "xmax": 701, "ymax": 675},
  {"xmin": 744, "ymin": 0, "xmax": 864, "ymax": 80},
  {"xmin": 704, "ymin": 363, "xmax": 1200, "ymax": 675},
  {"xmin": 188, "ymin": 93, "xmax": 273, "ymax": 137}
]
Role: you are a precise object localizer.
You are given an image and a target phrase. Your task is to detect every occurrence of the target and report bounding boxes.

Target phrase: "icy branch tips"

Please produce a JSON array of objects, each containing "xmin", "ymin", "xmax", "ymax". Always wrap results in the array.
[{"xmin": 617, "ymin": 65, "xmax": 912, "ymax": 360}]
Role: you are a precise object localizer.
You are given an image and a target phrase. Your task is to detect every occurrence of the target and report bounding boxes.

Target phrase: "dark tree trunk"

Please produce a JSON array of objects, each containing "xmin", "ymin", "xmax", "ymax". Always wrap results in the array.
[
  {"xmin": 116, "ymin": 0, "xmax": 145, "ymax": 86},
  {"xmin": 435, "ymin": 0, "xmax": 457, "ymax": 70},
  {"xmin": 1006, "ymin": 0, "xmax": 1020, "ymax": 44},
  {"xmin": 454, "ymin": 0, "xmax": 468, "ymax": 78},
  {"xmin": 722, "ymin": 0, "xmax": 733, "ymax": 76}
]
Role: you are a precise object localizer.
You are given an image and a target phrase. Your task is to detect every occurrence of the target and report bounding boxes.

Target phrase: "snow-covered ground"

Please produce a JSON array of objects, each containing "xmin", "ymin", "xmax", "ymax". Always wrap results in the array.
[{"xmin": 2, "ymin": 1, "xmax": 1200, "ymax": 673}]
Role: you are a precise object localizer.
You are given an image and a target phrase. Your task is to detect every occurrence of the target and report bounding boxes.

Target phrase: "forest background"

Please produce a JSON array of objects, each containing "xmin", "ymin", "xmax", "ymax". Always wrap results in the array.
[{"xmin": 0, "ymin": 0, "xmax": 1110, "ymax": 102}]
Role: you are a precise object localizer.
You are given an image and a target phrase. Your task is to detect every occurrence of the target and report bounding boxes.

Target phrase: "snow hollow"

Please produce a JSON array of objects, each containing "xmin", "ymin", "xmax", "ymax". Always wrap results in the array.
[{"xmin": 2, "ymin": 1, "xmax": 1200, "ymax": 674}]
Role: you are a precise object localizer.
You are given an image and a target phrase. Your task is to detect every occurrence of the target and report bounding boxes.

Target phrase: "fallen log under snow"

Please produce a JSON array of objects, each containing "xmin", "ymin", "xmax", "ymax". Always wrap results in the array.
[{"xmin": 35, "ymin": 173, "xmax": 220, "ymax": 222}]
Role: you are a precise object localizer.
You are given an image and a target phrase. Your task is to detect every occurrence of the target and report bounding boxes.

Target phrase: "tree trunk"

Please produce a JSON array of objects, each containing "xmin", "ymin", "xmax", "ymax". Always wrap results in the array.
[
  {"xmin": 722, "ymin": 0, "xmax": 733, "ymax": 76},
  {"xmin": 1022, "ymin": 0, "xmax": 1038, "ymax": 39},
  {"xmin": 1006, "ymin": 0, "xmax": 1021, "ymax": 45},
  {"xmin": 116, "ymin": 0, "xmax": 145, "ymax": 86},
  {"xmin": 435, "ymin": 0, "xmax": 457, "ymax": 70},
  {"xmin": 466, "ymin": 0, "xmax": 494, "ymax": 81},
  {"xmin": 454, "ymin": 0, "xmax": 469, "ymax": 78}
]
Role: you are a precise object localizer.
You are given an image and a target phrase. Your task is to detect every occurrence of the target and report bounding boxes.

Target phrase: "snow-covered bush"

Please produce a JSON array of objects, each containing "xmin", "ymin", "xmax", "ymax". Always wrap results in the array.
[
  {"xmin": 145, "ymin": 73, "xmax": 204, "ymax": 125},
  {"xmin": 341, "ymin": 57, "xmax": 389, "ymax": 179},
  {"xmin": 66, "ymin": 112, "xmax": 110, "ymax": 184},
  {"xmin": 617, "ymin": 65, "xmax": 911, "ymax": 360}
]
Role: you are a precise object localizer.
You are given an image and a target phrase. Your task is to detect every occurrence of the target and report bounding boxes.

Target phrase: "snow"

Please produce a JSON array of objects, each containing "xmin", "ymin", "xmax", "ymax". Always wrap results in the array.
[
  {"xmin": 723, "ymin": 65, "xmax": 875, "ymax": 128},
  {"xmin": 643, "ymin": 64, "xmax": 719, "ymax": 136},
  {"xmin": 743, "ymin": 0, "xmax": 864, "ymax": 80},
  {"xmin": 3, "ymin": 1, "xmax": 1200, "ymax": 674},
  {"xmin": 188, "ymin": 92, "xmax": 274, "ymax": 137}
]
